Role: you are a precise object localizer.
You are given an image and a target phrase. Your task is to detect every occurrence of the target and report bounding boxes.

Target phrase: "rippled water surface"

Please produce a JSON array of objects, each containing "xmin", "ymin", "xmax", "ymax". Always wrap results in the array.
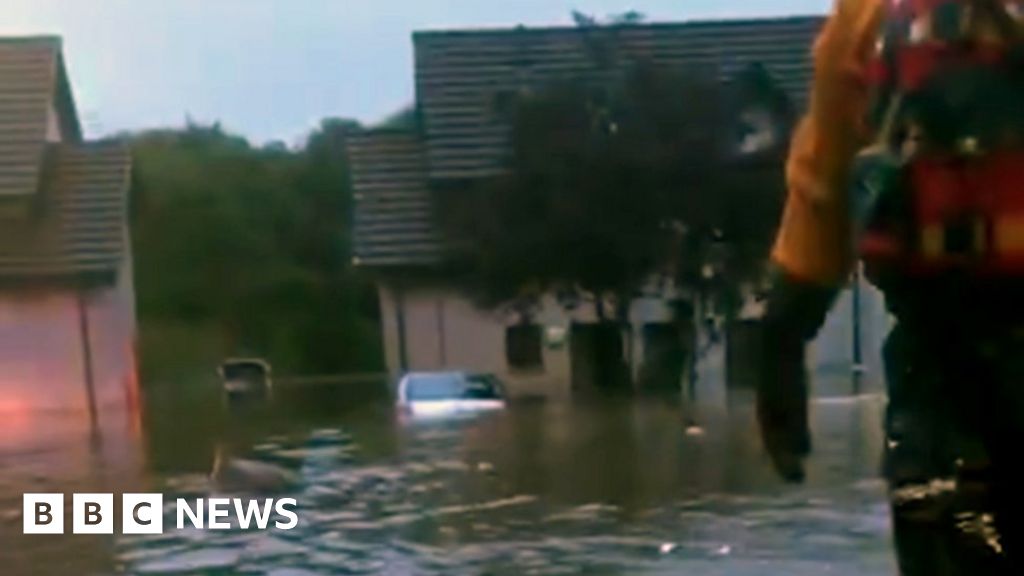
[{"xmin": 1, "ymin": 382, "xmax": 896, "ymax": 575}]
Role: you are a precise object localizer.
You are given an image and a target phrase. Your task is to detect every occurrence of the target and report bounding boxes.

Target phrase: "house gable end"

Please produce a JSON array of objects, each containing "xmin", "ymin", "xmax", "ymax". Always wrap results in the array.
[{"xmin": 0, "ymin": 36, "xmax": 83, "ymax": 200}]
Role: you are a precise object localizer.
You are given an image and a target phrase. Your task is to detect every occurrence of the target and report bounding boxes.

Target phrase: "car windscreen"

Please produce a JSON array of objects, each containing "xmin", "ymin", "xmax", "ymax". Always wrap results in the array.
[
  {"xmin": 406, "ymin": 375, "xmax": 466, "ymax": 401},
  {"xmin": 463, "ymin": 375, "xmax": 503, "ymax": 400},
  {"xmin": 222, "ymin": 364, "xmax": 267, "ymax": 380}
]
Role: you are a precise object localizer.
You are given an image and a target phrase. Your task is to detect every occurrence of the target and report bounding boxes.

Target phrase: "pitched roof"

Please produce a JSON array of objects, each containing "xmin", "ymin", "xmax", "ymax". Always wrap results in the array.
[
  {"xmin": 349, "ymin": 16, "xmax": 824, "ymax": 268},
  {"xmin": 0, "ymin": 142, "xmax": 131, "ymax": 280},
  {"xmin": 346, "ymin": 130, "xmax": 444, "ymax": 267},
  {"xmin": 0, "ymin": 37, "xmax": 128, "ymax": 284},
  {"xmin": 0, "ymin": 37, "xmax": 81, "ymax": 198},
  {"xmin": 415, "ymin": 17, "xmax": 823, "ymax": 180}
]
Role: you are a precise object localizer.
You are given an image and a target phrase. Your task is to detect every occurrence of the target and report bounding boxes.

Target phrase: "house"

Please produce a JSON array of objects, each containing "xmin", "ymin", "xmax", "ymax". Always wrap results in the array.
[
  {"xmin": 347, "ymin": 17, "xmax": 889, "ymax": 398},
  {"xmin": 0, "ymin": 37, "xmax": 137, "ymax": 422}
]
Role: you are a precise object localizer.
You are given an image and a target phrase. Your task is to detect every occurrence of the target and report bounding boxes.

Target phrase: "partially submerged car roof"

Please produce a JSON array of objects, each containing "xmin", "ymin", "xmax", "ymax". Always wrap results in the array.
[
  {"xmin": 403, "ymin": 371, "xmax": 501, "ymax": 377},
  {"xmin": 221, "ymin": 358, "xmax": 272, "ymax": 371},
  {"xmin": 403, "ymin": 371, "xmax": 465, "ymax": 379}
]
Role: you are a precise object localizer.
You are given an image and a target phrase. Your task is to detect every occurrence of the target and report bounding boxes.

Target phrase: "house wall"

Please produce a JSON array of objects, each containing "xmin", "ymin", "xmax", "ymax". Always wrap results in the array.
[
  {"xmin": 47, "ymin": 102, "xmax": 62, "ymax": 143},
  {"xmin": 378, "ymin": 284, "xmax": 576, "ymax": 399},
  {"xmin": 377, "ymin": 283, "xmax": 693, "ymax": 399},
  {"xmin": 378, "ymin": 277, "xmax": 891, "ymax": 401},
  {"xmin": 0, "ymin": 258, "xmax": 138, "ymax": 416}
]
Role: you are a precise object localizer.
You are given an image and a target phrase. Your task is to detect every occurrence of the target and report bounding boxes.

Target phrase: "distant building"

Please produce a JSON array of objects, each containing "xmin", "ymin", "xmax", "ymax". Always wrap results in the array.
[
  {"xmin": 0, "ymin": 37, "xmax": 137, "ymax": 420},
  {"xmin": 346, "ymin": 17, "xmax": 887, "ymax": 397}
]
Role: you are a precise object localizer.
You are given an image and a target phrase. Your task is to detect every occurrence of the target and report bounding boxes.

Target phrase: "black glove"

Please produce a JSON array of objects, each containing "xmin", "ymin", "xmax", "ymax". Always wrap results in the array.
[{"xmin": 757, "ymin": 268, "xmax": 837, "ymax": 483}]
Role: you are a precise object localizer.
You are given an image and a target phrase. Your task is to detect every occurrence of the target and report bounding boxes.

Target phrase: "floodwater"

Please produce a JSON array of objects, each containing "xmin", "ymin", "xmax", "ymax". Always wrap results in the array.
[{"xmin": 0, "ymin": 378, "xmax": 896, "ymax": 575}]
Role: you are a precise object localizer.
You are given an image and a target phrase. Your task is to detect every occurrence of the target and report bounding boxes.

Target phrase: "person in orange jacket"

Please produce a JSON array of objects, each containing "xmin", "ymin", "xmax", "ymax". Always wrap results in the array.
[
  {"xmin": 759, "ymin": 0, "xmax": 883, "ymax": 482},
  {"xmin": 759, "ymin": 0, "xmax": 1024, "ymax": 573}
]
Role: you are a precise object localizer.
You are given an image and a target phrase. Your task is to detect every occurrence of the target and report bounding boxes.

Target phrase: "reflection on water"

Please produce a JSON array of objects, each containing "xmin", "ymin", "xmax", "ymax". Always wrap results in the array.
[
  {"xmin": 0, "ymin": 382, "xmax": 895, "ymax": 575},
  {"xmin": 0, "ymin": 409, "xmax": 144, "ymax": 575}
]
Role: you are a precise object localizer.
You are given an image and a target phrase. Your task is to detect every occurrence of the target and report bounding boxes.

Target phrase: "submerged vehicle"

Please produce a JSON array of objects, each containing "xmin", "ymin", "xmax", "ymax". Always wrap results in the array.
[
  {"xmin": 219, "ymin": 358, "xmax": 273, "ymax": 401},
  {"xmin": 396, "ymin": 371, "xmax": 507, "ymax": 419}
]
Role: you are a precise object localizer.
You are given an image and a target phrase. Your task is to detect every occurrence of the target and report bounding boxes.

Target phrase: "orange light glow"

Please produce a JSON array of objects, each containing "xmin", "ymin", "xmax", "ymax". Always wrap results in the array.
[
  {"xmin": 0, "ymin": 395, "xmax": 37, "ymax": 439},
  {"xmin": 0, "ymin": 396, "xmax": 31, "ymax": 415}
]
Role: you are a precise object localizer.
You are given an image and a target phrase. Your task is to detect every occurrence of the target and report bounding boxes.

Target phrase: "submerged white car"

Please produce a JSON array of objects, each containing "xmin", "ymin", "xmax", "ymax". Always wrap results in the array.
[{"xmin": 396, "ymin": 372, "xmax": 507, "ymax": 419}]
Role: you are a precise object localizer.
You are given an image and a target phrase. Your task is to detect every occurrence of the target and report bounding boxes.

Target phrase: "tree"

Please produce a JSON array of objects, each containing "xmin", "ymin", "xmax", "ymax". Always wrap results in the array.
[
  {"xmin": 611, "ymin": 11, "xmax": 646, "ymax": 25},
  {"xmin": 447, "ymin": 60, "xmax": 729, "ymax": 322},
  {"xmin": 377, "ymin": 105, "xmax": 418, "ymax": 130},
  {"xmin": 128, "ymin": 119, "xmax": 383, "ymax": 382},
  {"xmin": 440, "ymin": 19, "xmax": 793, "ymax": 389}
]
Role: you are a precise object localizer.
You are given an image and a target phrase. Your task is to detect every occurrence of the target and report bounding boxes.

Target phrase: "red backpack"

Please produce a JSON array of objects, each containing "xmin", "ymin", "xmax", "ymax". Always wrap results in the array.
[{"xmin": 857, "ymin": 0, "xmax": 1024, "ymax": 279}]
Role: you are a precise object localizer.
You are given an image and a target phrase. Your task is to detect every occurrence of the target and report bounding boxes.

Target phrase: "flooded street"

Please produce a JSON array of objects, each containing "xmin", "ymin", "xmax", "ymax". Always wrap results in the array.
[
  {"xmin": 0, "ymin": 379, "xmax": 896, "ymax": 575},
  {"xmin": 1, "ymin": 6, "xmax": 897, "ymax": 575}
]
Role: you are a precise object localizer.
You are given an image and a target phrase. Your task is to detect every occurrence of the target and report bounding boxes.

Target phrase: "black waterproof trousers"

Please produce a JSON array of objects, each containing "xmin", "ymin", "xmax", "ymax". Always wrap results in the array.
[{"xmin": 883, "ymin": 279, "xmax": 1024, "ymax": 575}]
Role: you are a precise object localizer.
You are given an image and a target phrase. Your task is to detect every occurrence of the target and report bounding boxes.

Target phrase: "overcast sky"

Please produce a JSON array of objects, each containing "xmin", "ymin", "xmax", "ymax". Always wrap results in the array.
[{"xmin": 5, "ymin": 0, "xmax": 830, "ymax": 144}]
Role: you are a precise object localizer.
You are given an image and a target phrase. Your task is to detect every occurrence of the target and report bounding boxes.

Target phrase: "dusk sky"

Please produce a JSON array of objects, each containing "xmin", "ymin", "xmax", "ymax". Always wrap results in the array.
[{"xmin": 6, "ymin": 0, "xmax": 830, "ymax": 144}]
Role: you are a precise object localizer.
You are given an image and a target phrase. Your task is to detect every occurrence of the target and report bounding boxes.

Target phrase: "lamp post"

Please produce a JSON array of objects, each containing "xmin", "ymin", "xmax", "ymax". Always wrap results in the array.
[
  {"xmin": 76, "ymin": 286, "xmax": 99, "ymax": 435},
  {"xmin": 851, "ymin": 264, "xmax": 865, "ymax": 395}
]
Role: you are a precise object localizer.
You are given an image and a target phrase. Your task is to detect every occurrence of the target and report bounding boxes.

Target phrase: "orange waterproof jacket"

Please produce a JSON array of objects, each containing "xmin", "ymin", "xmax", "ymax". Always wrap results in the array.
[{"xmin": 772, "ymin": 0, "xmax": 885, "ymax": 285}]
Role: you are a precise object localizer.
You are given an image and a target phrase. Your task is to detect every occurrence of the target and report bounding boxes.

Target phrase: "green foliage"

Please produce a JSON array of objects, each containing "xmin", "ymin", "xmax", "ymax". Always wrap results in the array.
[
  {"xmin": 377, "ymin": 105, "xmax": 418, "ymax": 130},
  {"xmin": 444, "ymin": 42, "xmax": 789, "ymax": 320},
  {"xmin": 572, "ymin": 10, "xmax": 645, "ymax": 27},
  {"xmin": 612, "ymin": 11, "xmax": 646, "ymax": 25},
  {"xmin": 129, "ymin": 119, "xmax": 383, "ymax": 382}
]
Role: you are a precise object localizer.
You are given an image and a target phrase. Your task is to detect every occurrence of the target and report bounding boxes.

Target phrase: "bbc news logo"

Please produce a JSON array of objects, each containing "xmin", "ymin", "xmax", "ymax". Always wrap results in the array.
[{"xmin": 23, "ymin": 494, "xmax": 299, "ymax": 535}]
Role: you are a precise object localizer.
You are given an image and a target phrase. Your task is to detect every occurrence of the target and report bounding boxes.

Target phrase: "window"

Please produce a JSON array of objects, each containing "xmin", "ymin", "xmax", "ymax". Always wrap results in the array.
[
  {"xmin": 406, "ymin": 374, "xmax": 464, "ymax": 401},
  {"xmin": 221, "ymin": 363, "xmax": 268, "ymax": 382},
  {"xmin": 737, "ymin": 107, "xmax": 779, "ymax": 155},
  {"xmin": 506, "ymin": 323, "xmax": 544, "ymax": 371},
  {"xmin": 464, "ymin": 374, "xmax": 505, "ymax": 400}
]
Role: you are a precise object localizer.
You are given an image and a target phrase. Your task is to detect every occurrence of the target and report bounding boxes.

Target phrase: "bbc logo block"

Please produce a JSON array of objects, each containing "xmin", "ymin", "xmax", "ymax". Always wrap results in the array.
[
  {"xmin": 24, "ymin": 494, "xmax": 160, "ymax": 535},
  {"xmin": 23, "ymin": 493, "xmax": 297, "ymax": 534},
  {"xmin": 23, "ymin": 494, "xmax": 64, "ymax": 534},
  {"xmin": 123, "ymin": 494, "xmax": 164, "ymax": 535},
  {"xmin": 73, "ymin": 494, "xmax": 114, "ymax": 534}
]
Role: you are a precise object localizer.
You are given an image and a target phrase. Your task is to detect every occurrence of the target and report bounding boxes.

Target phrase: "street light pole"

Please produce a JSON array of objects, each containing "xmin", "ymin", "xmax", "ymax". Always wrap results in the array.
[
  {"xmin": 77, "ymin": 287, "xmax": 100, "ymax": 434},
  {"xmin": 851, "ymin": 265, "xmax": 865, "ymax": 395},
  {"xmin": 396, "ymin": 284, "xmax": 409, "ymax": 374}
]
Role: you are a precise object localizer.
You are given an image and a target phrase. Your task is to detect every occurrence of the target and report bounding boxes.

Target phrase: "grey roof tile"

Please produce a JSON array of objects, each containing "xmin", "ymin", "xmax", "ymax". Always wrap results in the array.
[
  {"xmin": 415, "ymin": 17, "xmax": 823, "ymax": 180},
  {"xmin": 0, "ymin": 142, "xmax": 131, "ymax": 279},
  {"xmin": 350, "ymin": 17, "xmax": 825, "ymax": 267},
  {"xmin": 0, "ymin": 36, "xmax": 125, "ymax": 282},
  {"xmin": 0, "ymin": 37, "xmax": 59, "ymax": 198},
  {"xmin": 346, "ymin": 130, "xmax": 443, "ymax": 267}
]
